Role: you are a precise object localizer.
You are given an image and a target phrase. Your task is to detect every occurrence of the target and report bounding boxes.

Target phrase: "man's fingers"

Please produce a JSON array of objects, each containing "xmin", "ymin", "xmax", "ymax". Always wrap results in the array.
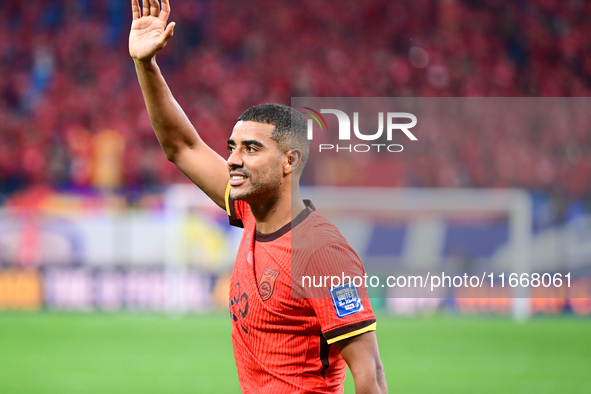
[
  {"xmin": 131, "ymin": 0, "xmax": 141, "ymax": 20},
  {"xmin": 159, "ymin": 0, "xmax": 171, "ymax": 22},
  {"xmin": 158, "ymin": 22, "xmax": 175, "ymax": 46},
  {"xmin": 155, "ymin": 22, "xmax": 175, "ymax": 49},
  {"xmin": 149, "ymin": 0, "xmax": 160, "ymax": 17},
  {"xmin": 142, "ymin": 0, "xmax": 150, "ymax": 17}
]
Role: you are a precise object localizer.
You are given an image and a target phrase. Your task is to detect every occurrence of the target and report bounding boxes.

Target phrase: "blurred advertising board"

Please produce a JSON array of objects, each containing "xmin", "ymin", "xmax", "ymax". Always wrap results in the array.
[{"xmin": 0, "ymin": 186, "xmax": 590, "ymax": 315}]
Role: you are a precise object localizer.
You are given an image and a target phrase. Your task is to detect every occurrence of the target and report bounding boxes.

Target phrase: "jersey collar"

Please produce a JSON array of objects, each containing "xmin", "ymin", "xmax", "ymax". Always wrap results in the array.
[{"xmin": 255, "ymin": 200, "xmax": 315, "ymax": 242}]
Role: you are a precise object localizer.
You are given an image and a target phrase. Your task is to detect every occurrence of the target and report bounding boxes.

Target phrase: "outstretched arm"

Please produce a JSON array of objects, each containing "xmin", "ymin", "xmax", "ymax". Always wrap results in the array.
[
  {"xmin": 337, "ymin": 331, "xmax": 388, "ymax": 393},
  {"xmin": 130, "ymin": 0, "xmax": 228, "ymax": 209}
]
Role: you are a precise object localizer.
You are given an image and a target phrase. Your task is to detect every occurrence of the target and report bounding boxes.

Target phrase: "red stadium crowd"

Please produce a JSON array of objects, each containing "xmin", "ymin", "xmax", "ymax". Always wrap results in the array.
[{"xmin": 1, "ymin": 0, "xmax": 590, "ymax": 217}]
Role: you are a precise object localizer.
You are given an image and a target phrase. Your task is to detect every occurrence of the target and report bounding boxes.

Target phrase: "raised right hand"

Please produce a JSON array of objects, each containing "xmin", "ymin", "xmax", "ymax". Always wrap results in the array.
[{"xmin": 129, "ymin": 0, "xmax": 175, "ymax": 62}]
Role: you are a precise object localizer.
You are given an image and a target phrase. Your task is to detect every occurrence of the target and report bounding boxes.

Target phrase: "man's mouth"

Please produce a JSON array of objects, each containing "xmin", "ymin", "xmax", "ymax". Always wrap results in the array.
[{"xmin": 230, "ymin": 173, "xmax": 248, "ymax": 186}]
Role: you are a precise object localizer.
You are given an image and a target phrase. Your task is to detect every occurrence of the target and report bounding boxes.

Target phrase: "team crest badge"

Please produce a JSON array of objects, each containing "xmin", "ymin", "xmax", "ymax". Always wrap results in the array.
[{"xmin": 259, "ymin": 268, "xmax": 280, "ymax": 301}]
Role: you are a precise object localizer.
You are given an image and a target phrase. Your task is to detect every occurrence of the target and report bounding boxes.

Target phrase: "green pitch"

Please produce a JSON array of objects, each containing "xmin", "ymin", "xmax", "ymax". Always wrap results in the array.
[{"xmin": 0, "ymin": 312, "xmax": 589, "ymax": 393}]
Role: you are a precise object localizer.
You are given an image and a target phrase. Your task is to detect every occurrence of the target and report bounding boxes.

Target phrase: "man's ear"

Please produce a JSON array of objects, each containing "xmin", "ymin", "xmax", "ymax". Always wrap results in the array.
[{"xmin": 284, "ymin": 150, "xmax": 302, "ymax": 175}]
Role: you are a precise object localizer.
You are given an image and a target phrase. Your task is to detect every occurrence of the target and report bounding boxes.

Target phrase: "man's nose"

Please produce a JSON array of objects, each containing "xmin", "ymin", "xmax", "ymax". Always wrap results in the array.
[{"xmin": 227, "ymin": 148, "xmax": 243, "ymax": 169}]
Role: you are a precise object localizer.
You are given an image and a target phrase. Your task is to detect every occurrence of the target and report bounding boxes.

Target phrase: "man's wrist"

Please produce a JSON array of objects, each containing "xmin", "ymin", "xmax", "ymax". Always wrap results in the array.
[{"xmin": 133, "ymin": 56, "xmax": 158, "ymax": 70}]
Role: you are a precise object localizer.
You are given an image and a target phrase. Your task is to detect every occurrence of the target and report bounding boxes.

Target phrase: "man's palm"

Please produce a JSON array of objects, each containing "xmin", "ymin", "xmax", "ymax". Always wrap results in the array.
[{"xmin": 129, "ymin": 0, "xmax": 175, "ymax": 61}]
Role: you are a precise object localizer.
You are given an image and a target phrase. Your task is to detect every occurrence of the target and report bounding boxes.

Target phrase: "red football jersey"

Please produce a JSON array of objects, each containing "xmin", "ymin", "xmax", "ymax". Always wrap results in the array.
[{"xmin": 225, "ymin": 187, "xmax": 377, "ymax": 393}]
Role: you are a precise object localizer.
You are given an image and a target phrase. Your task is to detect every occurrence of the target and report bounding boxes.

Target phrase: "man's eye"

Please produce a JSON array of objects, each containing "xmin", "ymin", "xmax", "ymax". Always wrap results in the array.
[
  {"xmin": 228, "ymin": 146, "xmax": 235, "ymax": 152},
  {"xmin": 246, "ymin": 146, "xmax": 256, "ymax": 152}
]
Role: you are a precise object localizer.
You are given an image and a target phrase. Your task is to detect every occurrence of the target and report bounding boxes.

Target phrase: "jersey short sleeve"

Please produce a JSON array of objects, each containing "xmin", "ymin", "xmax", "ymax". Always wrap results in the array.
[
  {"xmin": 225, "ymin": 182, "xmax": 247, "ymax": 228},
  {"xmin": 304, "ymin": 242, "xmax": 376, "ymax": 344}
]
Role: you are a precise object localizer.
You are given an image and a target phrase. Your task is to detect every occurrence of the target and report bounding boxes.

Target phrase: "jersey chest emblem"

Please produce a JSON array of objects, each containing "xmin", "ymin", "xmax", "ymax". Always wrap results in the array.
[{"xmin": 258, "ymin": 267, "xmax": 280, "ymax": 301}]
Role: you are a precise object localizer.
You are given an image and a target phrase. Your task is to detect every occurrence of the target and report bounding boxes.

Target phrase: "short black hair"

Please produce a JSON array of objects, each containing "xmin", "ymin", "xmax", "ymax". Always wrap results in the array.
[{"xmin": 238, "ymin": 103, "xmax": 310, "ymax": 171}]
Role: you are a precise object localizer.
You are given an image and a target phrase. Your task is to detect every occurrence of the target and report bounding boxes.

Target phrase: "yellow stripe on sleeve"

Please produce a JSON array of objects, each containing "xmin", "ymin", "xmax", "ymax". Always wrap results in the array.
[
  {"xmin": 225, "ymin": 181, "xmax": 232, "ymax": 216},
  {"xmin": 326, "ymin": 322, "xmax": 377, "ymax": 345}
]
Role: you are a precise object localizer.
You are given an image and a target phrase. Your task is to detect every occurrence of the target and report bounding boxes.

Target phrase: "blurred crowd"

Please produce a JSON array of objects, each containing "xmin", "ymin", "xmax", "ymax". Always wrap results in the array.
[{"xmin": 0, "ymin": 0, "xmax": 590, "ymax": 217}]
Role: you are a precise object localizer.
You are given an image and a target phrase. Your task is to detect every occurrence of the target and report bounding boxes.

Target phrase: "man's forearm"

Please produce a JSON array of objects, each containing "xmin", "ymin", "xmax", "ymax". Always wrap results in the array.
[
  {"xmin": 337, "ymin": 332, "xmax": 388, "ymax": 393},
  {"xmin": 351, "ymin": 363, "xmax": 388, "ymax": 394},
  {"xmin": 134, "ymin": 57, "xmax": 200, "ymax": 161},
  {"xmin": 129, "ymin": 0, "xmax": 229, "ymax": 208}
]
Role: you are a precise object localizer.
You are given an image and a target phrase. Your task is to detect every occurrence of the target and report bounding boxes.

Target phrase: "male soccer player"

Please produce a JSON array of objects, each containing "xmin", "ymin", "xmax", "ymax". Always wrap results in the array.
[{"xmin": 129, "ymin": 1, "xmax": 387, "ymax": 392}]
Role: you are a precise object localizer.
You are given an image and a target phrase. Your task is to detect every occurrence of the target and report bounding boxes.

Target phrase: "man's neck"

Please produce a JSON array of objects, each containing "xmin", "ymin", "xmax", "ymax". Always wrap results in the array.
[{"xmin": 250, "ymin": 189, "xmax": 306, "ymax": 235}]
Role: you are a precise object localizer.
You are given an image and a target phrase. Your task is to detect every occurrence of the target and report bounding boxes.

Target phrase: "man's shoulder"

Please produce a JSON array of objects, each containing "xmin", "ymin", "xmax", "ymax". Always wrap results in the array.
[
  {"xmin": 295, "ymin": 209, "xmax": 350, "ymax": 251},
  {"xmin": 306, "ymin": 210, "xmax": 339, "ymax": 232}
]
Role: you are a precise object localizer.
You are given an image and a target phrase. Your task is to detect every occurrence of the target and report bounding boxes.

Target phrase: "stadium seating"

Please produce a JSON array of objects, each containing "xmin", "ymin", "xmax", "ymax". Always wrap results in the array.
[{"xmin": 0, "ymin": 0, "xmax": 590, "ymax": 221}]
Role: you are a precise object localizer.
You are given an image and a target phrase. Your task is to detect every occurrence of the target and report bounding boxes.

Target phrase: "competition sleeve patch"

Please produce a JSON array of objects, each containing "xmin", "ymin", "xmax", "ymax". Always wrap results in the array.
[
  {"xmin": 329, "ymin": 281, "xmax": 364, "ymax": 318},
  {"xmin": 225, "ymin": 181, "xmax": 244, "ymax": 228}
]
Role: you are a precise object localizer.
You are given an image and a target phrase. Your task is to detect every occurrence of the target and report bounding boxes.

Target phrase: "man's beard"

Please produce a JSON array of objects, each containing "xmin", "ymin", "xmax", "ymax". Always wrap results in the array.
[{"xmin": 230, "ymin": 171, "xmax": 282, "ymax": 203}]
